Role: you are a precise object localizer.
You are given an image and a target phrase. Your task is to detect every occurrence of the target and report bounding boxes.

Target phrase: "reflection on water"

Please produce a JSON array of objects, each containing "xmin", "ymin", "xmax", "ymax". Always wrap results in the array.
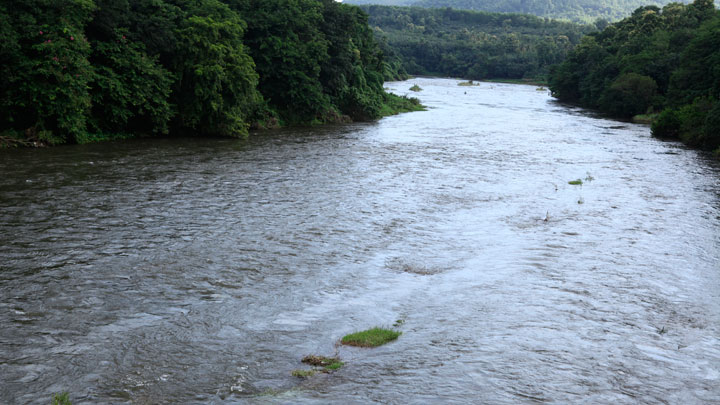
[{"xmin": 1, "ymin": 78, "xmax": 719, "ymax": 404}]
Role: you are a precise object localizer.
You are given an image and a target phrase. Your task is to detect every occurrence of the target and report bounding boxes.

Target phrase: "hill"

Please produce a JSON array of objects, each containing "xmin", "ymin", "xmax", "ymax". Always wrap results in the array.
[
  {"xmin": 361, "ymin": 5, "xmax": 595, "ymax": 80},
  {"xmin": 346, "ymin": 0, "xmax": 692, "ymax": 23}
]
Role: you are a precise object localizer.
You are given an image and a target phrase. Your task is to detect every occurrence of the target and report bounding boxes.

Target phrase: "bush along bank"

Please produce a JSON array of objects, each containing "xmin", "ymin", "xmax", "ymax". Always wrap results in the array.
[
  {"xmin": 0, "ymin": 0, "xmax": 423, "ymax": 147},
  {"xmin": 548, "ymin": 0, "xmax": 720, "ymax": 155}
]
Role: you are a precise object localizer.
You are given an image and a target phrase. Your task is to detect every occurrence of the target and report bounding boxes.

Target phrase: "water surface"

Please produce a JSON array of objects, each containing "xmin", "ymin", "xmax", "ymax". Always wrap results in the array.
[{"xmin": 1, "ymin": 78, "xmax": 719, "ymax": 404}]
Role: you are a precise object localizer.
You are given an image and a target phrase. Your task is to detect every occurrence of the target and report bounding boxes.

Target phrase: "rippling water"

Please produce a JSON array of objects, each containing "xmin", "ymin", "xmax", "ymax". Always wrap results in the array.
[{"xmin": 1, "ymin": 78, "xmax": 719, "ymax": 404}]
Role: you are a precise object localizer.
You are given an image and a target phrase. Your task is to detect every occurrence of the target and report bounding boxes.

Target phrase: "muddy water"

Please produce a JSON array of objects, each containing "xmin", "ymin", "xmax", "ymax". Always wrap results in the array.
[{"xmin": 1, "ymin": 77, "xmax": 719, "ymax": 404}]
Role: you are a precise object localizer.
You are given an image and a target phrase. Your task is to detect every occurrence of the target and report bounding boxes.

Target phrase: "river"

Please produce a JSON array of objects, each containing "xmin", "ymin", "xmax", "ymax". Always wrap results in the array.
[{"xmin": 1, "ymin": 77, "xmax": 719, "ymax": 404}]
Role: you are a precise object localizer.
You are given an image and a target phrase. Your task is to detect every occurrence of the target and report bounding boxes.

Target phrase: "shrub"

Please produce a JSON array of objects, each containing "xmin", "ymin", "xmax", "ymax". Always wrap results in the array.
[{"xmin": 651, "ymin": 109, "xmax": 681, "ymax": 138}]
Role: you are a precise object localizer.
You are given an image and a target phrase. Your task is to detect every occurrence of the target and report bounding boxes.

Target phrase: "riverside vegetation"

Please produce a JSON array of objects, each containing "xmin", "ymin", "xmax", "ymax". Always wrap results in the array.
[
  {"xmin": 549, "ymin": 0, "xmax": 720, "ymax": 155},
  {"xmin": 0, "ymin": 0, "xmax": 422, "ymax": 147}
]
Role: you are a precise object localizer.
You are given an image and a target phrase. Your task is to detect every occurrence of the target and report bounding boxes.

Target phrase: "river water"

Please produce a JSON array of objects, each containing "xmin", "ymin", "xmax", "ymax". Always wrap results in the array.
[{"xmin": 1, "ymin": 77, "xmax": 719, "ymax": 404}]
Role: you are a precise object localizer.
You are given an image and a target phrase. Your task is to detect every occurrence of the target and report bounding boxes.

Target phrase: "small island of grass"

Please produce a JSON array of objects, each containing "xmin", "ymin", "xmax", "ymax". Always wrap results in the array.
[
  {"xmin": 409, "ymin": 84, "xmax": 422, "ymax": 92},
  {"xmin": 301, "ymin": 355, "xmax": 344, "ymax": 371},
  {"xmin": 341, "ymin": 327, "xmax": 401, "ymax": 347},
  {"xmin": 291, "ymin": 369, "xmax": 316, "ymax": 378},
  {"xmin": 568, "ymin": 179, "xmax": 583, "ymax": 185}
]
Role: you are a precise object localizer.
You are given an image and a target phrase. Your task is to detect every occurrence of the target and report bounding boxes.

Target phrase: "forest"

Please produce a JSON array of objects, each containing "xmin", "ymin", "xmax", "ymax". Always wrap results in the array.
[
  {"xmin": 548, "ymin": 0, "xmax": 720, "ymax": 154},
  {"xmin": 361, "ymin": 5, "xmax": 596, "ymax": 80},
  {"xmin": 346, "ymin": 0, "xmax": 691, "ymax": 23},
  {"xmin": 0, "ymin": 0, "xmax": 421, "ymax": 147}
]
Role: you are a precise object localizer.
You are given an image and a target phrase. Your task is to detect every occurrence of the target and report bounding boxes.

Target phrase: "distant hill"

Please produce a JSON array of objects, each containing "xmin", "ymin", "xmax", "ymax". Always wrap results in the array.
[
  {"xmin": 345, "ymin": 0, "xmax": 692, "ymax": 22},
  {"xmin": 360, "ymin": 5, "xmax": 595, "ymax": 80}
]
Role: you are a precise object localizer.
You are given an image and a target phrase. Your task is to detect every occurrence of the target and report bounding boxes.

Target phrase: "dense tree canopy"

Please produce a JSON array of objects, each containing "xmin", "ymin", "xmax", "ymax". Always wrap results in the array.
[
  {"xmin": 549, "ymin": 0, "xmax": 720, "ymax": 153},
  {"xmin": 360, "ymin": 5, "xmax": 595, "ymax": 80},
  {"xmin": 0, "ymin": 0, "xmax": 421, "ymax": 146}
]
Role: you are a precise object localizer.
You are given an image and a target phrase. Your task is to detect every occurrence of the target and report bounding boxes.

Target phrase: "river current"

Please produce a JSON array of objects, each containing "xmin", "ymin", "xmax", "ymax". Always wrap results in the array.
[{"xmin": 1, "ymin": 78, "xmax": 719, "ymax": 404}]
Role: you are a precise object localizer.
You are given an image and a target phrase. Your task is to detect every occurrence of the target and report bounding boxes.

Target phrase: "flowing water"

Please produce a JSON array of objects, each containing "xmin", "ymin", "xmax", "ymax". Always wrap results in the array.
[{"xmin": 1, "ymin": 78, "xmax": 719, "ymax": 404}]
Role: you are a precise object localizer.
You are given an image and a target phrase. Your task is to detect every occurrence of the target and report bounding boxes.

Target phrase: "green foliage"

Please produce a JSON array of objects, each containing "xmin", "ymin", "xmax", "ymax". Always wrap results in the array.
[
  {"xmin": 550, "ymin": 0, "xmax": 720, "ymax": 152},
  {"xmin": 652, "ymin": 109, "xmax": 682, "ymax": 137},
  {"xmin": 1, "ymin": 0, "xmax": 95, "ymax": 144},
  {"xmin": 231, "ymin": 0, "xmax": 329, "ymax": 123},
  {"xmin": 88, "ymin": 30, "xmax": 174, "ymax": 138},
  {"xmin": 341, "ymin": 327, "xmax": 402, "ymax": 347},
  {"xmin": 1, "ymin": 0, "xmax": 414, "ymax": 145},
  {"xmin": 599, "ymin": 73, "xmax": 658, "ymax": 116},
  {"xmin": 379, "ymin": 93, "xmax": 425, "ymax": 116},
  {"xmin": 171, "ymin": 0, "xmax": 260, "ymax": 137},
  {"xmin": 360, "ymin": 5, "xmax": 593, "ymax": 82}
]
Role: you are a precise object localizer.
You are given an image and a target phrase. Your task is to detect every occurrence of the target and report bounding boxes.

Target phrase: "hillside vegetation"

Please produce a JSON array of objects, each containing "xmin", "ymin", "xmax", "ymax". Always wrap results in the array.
[
  {"xmin": 362, "ymin": 5, "xmax": 596, "ymax": 81},
  {"xmin": 0, "ymin": 0, "xmax": 420, "ymax": 147},
  {"xmin": 346, "ymin": 0, "xmax": 691, "ymax": 23},
  {"xmin": 549, "ymin": 0, "xmax": 720, "ymax": 153}
]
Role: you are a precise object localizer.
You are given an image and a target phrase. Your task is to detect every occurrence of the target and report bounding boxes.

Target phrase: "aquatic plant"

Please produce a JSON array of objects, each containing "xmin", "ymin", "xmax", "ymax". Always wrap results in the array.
[
  {"xmin": 291, "ymin": 369, "xmax": 316, "ymax": 378},
  {"xmin": 52, "ymin": 392, "xmax": 71, "ymax": 405},
  {"xmin": 458, "ymin": 80, "xmax": 479, "ymax": 86},
  {"xmin": 302, "ymin": 355, "xmax": 343, "ymax": 370},
  {"xmin": 409, "ymin": 84, "xmax": 422, "ymax": 92},
  {"xmin": 341, "ymin": 327, "xmax": 401, "ymax": 347},
  {"xmin": 568, "ymin": 179, "xmax": 583, "ymax": 185},
  {"xmin": 299, "ymin": 355, "xmax": 344, "ymax": 373}
]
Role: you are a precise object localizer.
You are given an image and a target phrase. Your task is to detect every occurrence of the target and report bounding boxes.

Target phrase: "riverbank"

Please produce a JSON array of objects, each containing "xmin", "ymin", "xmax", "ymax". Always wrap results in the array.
[{"xmin": 0, "ymin": 92, "xmax": 425, "ymax": 149}]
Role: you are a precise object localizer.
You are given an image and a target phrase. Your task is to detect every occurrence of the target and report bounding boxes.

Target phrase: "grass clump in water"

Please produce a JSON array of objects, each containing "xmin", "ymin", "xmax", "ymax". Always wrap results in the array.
[
  {"xmin": 409, "ymin": 84, "xmax": 422, "ymax": 92},
  {"xmin": 52, "ymin": 392, "xmax": 71, "ymax": 405},
  {"xmin": 568, "ymin": 179, "xmax": 583, "ymax": 185},
  {"xmin": 341, "ymin": 327, "xmax": 401, "ymax": 347},
  {"xmin": 301, "ymin": 355, "xmax": 344, "ymax": 372},
  {"xmin": 291, "ymin": 369, "xmax": 316, "ymax": 378},
  {"xmin": 458, "ymin": 80, "xmax": 479, "ymax": 86}
]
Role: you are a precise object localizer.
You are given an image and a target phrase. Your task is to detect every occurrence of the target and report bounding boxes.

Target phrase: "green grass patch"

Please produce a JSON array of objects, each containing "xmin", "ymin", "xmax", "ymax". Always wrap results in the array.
[
  {"xmin": 409, "ymin": 84, "xmax": 422, "ymax": 92},
  {"xmin": 52, "ymin": 392, "xmax": 71, "ymax": 405},
  {"xmin": 568, "ymin": 179, "xmax": 583, "ymax": 185},
  {"xmin": 341, "ymin": 327, "xmax": 401, "ymax": 347},
  {"xmin": 323, "ymin": 361, "xmax": 344, "ymax": 371},
  {"xmin": 632, "ymin": 113, "xmax": 658, "ymax": 124},
  {"xmin": 291, "ymin": 369, "xmax": 316, "ymax": 378},
  {"xmin": 300, "ymin": 355, "xmax": 344, "ymax": 373},
  {"xmin": 380, "ymin": 93, "xmax": 426, "ymax": 117}
]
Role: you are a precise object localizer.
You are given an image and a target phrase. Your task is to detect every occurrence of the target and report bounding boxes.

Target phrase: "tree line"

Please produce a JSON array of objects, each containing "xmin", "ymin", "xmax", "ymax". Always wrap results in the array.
[
  {"xmin": 0, "ymin": 0, "xmax": 421, "ymax": 146},
  {"xmin": 346, "ymin": 0, "xmax": 691, "ymax": 23},
  {"xmin": 549, "ymin": 0, "xmax": 720, "ymax": 154},
  {"xmin": 360, "ymin": 5, "xmax": 597, "ymax": 81}
]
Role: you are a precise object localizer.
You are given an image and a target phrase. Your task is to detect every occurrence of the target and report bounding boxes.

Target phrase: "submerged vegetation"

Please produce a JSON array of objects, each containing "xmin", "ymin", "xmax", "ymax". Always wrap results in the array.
[
  {"xmin": 0, "ymin": 0, "xmax": 423, "ymax": 147},
  {"xmin": 341, "ymin": 327, "xmax": 402, "ymax": 347},
  {"xmin": 549, "ymin": 0, "xmax": 720, "ymax": 154}
]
